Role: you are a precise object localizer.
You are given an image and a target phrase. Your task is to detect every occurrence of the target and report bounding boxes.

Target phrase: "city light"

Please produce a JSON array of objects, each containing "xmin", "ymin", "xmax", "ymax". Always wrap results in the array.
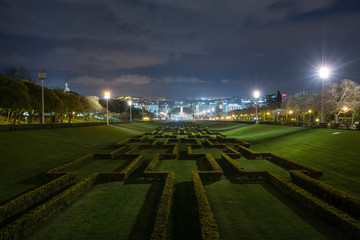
[
  {"xmin": 104, "ymin": 91, "xmax": 111, "ymax": 125},
  {"xmin": 104, "ymin": 92, "xmax": 111, "ymax": 99},
  {"xmin": 253, "ymin": 90, "xmax": 260, "ymax": 99}
]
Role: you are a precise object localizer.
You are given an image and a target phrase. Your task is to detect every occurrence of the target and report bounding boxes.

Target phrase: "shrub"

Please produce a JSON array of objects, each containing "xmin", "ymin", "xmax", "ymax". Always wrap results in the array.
[
  {"xmin": 205, "ymin": 153, "xmax": 222, "ymax": 172},
  {"xmin": 268, "ymin": 171, "xmax": 360, "ymax": 239},
  {"xmin": 120, "ymin": 154, "xmax": 144, "ymax": 180},
  {"xmin": 46, "ymin": 154, "xmax": 95, "ymax": 179},
  {"xmin": 0, "ymin": 173, "xmax": 97, "ymax": 240},
  {"xmin": 151, "ymin": 172, "xmax": 175, "ymax": 240},
  {"xmin": 192, "ymin": 172, "xmax": 220, "ymax": 240},
  {"xmin": 0, "ymin": 173, "xmax": 75, "ymax": 224},
  {"xmin": 290, "ymin": 170, "xmax": 360, "ymax": 219},
  {"xmin": 268, "ymin": 153, "xmax": 322, "ymax": 179}
]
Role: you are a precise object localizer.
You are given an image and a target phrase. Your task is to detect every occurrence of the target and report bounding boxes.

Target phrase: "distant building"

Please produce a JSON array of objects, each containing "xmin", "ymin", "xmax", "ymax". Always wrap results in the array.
[
  {"xmin": 145, "ymin": 102, "xmax": 160, "ymax": 115},
  {"xmin": 64, "ymin": 82, "xmax": 70, "ymax": 92}
]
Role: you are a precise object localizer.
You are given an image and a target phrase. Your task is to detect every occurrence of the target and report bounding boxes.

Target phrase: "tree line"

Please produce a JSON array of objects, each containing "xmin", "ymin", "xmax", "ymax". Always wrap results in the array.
[
  {"xmin": 0, "ymin": 73, "xmax": 150, "ymax": 124},
  {"xmin": 233, "ymin": 79, "xmax": 360, "ymax": 124}
]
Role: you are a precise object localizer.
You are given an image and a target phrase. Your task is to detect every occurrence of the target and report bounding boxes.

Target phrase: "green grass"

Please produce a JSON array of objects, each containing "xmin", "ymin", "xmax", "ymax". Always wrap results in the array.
[
  {"xmin": 205, "ymin": 179, "xmax": 348, "ymax": 240},
  {"xmin": 157, "ymin": 160, "xmax": 198, "ymax": 182},
  {"xmin": 114, "ymin": 121, "xmax": 167, "ymax": 131},
  {"xmin": 27, "ymin": 182, "xmax": 155, "ymax": 240},
  {"xmin": 0, "ymin": 125, "xmax": 137, "ymax": 203},
  {"xmin": 235, "ymin": 158, "xmax": 290, "ymax": 179},
  {"xmin": 193, "ymin": 121, "xmax": 248, "ymax": 131},
  {"xmin": 226, "ymin": 125, "xmax": 360, "ymax": 197},
  {"xmin": 75, "ymin": 159, "xmax": 128, "ymax": 180}
]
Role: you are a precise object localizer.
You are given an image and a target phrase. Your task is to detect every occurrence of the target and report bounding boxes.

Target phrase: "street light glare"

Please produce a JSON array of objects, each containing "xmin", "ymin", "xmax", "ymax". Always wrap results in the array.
[
  {"xmin": 128, "ymin": 100, "xmax": 133, "ymax": 106},
  {"xmin": 319, "ymin": 67, "xmax": 329, "ymax": 79},
  {"xmin": 104, "ymin": 92, "xmax": 111, "ymax": 99},
  {"xmin": 343, "ymin": 107, "xmax": 348, "ymax": 111},
  {"xmin": 253, "ymin": 90, "xmax": 260, "ymax": 98}
]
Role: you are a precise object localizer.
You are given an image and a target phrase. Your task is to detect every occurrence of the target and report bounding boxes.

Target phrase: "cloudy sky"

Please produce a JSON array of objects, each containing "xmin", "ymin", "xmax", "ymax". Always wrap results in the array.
[{"xmin": 1, "ymin": 0, "xmax": 360, "ymax": 97}]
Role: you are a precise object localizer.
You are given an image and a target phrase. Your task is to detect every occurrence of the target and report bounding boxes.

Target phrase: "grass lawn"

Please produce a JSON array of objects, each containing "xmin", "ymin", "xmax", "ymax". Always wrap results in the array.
[
  {"xmin": 75, "ymin": 159, "xmax": 129, "ymax": 180},
  {"xmin": 114, "ymin": 121, "xmax": 167, "ymax": 131},
  {"xmin": 235, "ymin": 158, "xmax": 290, "ymax": 179},
  {"xmin": 226, "ymin": 125, "xmax": 360, "ymax": 197},
  {"xmin": 157, "ymin": 160, "xmax": 198, "ymax": 182},
  {"xmin": 205, "ymin": 179, "xmax": 348, "ymax": 240},
  {"xmin": 193, "ymin": 121, "xmax": 248, "ymax": 131},
  {"xmin": 27, "ymin": 181, "xmax": 158, "ymax": 240},
  {"xmin": 0, "ymin": 125, "xmax": 137, "ymax": 203}
]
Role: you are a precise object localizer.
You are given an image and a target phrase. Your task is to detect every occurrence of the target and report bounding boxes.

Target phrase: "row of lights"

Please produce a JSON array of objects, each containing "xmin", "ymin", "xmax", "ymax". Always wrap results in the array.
[{"xmin": 104, "ymin": 91, "xmax": 133, "ymax": 124}]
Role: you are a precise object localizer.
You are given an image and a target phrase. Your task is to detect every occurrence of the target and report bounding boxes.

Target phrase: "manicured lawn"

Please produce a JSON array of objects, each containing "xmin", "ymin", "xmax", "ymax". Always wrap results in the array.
[
  {"xmin": 75, "ymin": 159, "xmax": 128, "ymax": 180},
  {"xmin": 157, "ymin": 160, "xmax": 197, "ymax": 182},
  {"xmin": 235, "ymin": 158, "xmax": 290, "ymax": 179},
  {"xmin": 227, "ymin": 125, "xmax": 360, "ymax": 197},
  {"xmin": 27, "ymin": 182, "xmax": 158, "ymax": 240},
  {"xmin": 114, "ymin": 121, "xmax": 167, "ymax": 131},
  {"xmin": 0, "ymin": 125, "xmax": 137, "ymax": 203},
  {"xmin": 193, "ymin": 121, "xmax": 248, "ymax": 131},
  {"xmin": 205, "ymin": 179, "xmax": 348, "ymax": 240}
]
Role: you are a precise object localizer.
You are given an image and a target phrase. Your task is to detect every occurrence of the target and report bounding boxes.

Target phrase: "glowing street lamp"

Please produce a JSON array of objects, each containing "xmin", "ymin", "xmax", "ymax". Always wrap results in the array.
[
  {"xmin": 128, "ymin": 100, "xmax": 133, "ymax": 122},
  {"xmin": 104, "ymin": 92, "xmax": 111, "ymax": 125},
  {"xmin": 253, "ymin": 90, "xmax": 260, "ymax": 124},
  {"xmin": 343, "ymin": 107, "xmax": 355, "ymax": 125},
  {"xmin": 319, "ymin": 66, "xmax": 330, "ymax": 123}
]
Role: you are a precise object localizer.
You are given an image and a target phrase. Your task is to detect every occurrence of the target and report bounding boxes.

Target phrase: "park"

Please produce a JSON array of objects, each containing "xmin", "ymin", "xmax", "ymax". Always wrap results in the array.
[{"xmin": 0, "ymin": 121, "xmax": 359, "ymax": 240}]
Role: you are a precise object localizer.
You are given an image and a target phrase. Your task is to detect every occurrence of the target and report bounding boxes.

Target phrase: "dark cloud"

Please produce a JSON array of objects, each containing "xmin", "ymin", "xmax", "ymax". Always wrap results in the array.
[{"xmin": 0, "ymin": 0, "xmax": 360, "ymax": 97}]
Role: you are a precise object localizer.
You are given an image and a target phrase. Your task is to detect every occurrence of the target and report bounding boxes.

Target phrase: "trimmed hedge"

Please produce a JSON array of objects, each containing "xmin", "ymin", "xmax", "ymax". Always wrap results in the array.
[
  {"xmin": 221, "ymin": 153, "xmax": 268, "ymax": 181},
  {"xmin": 268, "ymin": 153, "xmax": 322, "ymax": 179},
  {"xmin": 224, "ymin": 145, "xmax": 241, "ymax": 159},
  {"xmin": 114, "ymin": 139, "xmax": 130, "ymax": 147},
  {"xmin": 151, "ymin": 172, "xmax": 175, "ymax": 240},
  {"xmin": 46, "ymin": 154, "xmax": 95, "ymax": 179},
  {"xmin": 235, "ymin": 145, "xmax": 263, "ymax": 159},
  {"xmin": 192, "ymin": 172, "xmax": 220, "ymax": 240},
  {"xmin": 290, "ymin": 170, "xmax": 360, "ymax": 219},
  {"xmin": 120, "ymin": 154, "xmax": 144, "ymax": 180},
  {"xmin": 0, "ymin": 122, "xmax": 107, "ymax": 132},
  {"xmin": 0, "ymin": 173, "xmax": 98, "ymax": 240},
  {"xmin": 145, "ymin": 154, "xmax": 161, "ymax": 171},
  {"xmin": 233, "ymin": 138, "xmax": 250, "ymax": 148},
  {"xmin": 95, "ymin": 145, "xmax": 129, "ymax": 159},
  {"xmin": 205, "ymin": 153, "xmax": 222, "ymax": 172},
  {"xmin": 0, "ymin": 173, "xmax": 75, "ymax": 224},
  {"xmin": 268, "ymin": 171, "xmax": 360, "ymax": 239}
]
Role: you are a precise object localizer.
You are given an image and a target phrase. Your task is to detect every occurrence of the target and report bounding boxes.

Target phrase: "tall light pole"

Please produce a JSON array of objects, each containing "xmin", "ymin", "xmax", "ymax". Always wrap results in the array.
[
  {"xmin": 128, "ymin": 100, "xmax": 132, "ymax": 122},
  {"xmin": 319, "ymin": 67, "xmax": 329, "ymax": 123},
  {"xmin": 104, "ymin": 92, "xmax": 110, "ymax": 125},
  {"xmin": 253, "ymin": 90, "xmax": 260, "ymax": 124},
  {"xmin": 38, "ymin": 69, "xmax": 46, "ymax": 124}
]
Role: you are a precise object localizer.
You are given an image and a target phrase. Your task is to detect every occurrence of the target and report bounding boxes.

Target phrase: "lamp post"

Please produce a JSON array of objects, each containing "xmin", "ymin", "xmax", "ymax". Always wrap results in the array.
[
  {"xmin": 128, "ymin": 100, "xmax": 132, "ymax": 122},
  {"xmin": 104, "ymin": 92, "xmax": 110, "ymax": 125},
  {"xmin": 253, "ymin": 90, "xmax": 260, "ymax": 124},
  {"xmin": 319, "ymin": 67, "xmax": 329, "ymax": 123},
  {"xmin": 38, "ymin": 69, "xmax": 46, "ymax": 124}
]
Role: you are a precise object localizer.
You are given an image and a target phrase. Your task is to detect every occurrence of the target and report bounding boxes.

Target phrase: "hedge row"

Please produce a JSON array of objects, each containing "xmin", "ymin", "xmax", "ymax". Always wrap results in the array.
[
  {"xmin": 205, "ymin": 153, "xmax": 222, "ymax": 172},
  {"xmin": 0, "ymin": 173, "xmax": 97, "ymax": 240},
  {"xmin": 221, "ymin": 153, "xmax": 268, "ymax": 181},
  {"xmin": 234, "ymin": 145, "xmax": 263, "ymax": 159},
  {"xmin": 192, "ymin": 172, "xmax": 220, "ymax": 240},
  {"xmin": 232, "ymin": 138, "xmax": 250, "ymax": 148},
  {"xmin": 268, "ymin": 153, "xmax": 322, "ymax": 179},
  {"xmin": 224, "ymin": 145, "xmax": 241, "ymax": 159},
  {"xmin": 0, "ymin": 122, "xmax": 107, "ymax": 132},
  {"xmin": 0, "ymin": 173, "xmax": 75, "ymax": 225},
  {"xmin": 114, "ymin": 139, "xmax": 130, "ymax": 147},
  {"xmin": 187, "ymin": 146, "xmax": 205, "ymax": 159},
  {"xmin": 204, "ymin": 139, "xmax": 226, "ymax": 149},
  {"xmin": 140, "ymin": 139, "xmax": 160, "ymax": 149},
  {"xmin": 145, "ymin": 154, "xmax": 161, "ymax": 171},
  {"xmin": 120, "ymin": 154, "xmax": 144, "ymax": 180},
  {"xmin": 150, "ymin": 172, "xmax": 175, "ymax": 240},
  {"xmin": 95, "ymin": 145, "xmax": 129, "ymax": 159},
  {"xmin": 268, "ymin": 171, "xmax": 360, "ymax": 239},
  {"xmin": 290, "ymin": 170, "xmax": 360, "ymax": 219},
  {"xmin": 46, "ymin": 154, "xmax": 95, "ymax": 179}
]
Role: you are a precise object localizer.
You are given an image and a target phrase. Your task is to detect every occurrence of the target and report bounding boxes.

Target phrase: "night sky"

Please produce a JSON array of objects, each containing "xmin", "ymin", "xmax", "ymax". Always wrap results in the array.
[{"xmin": 1, "ymin": 0, "xmax": 360, "ymax": 98}]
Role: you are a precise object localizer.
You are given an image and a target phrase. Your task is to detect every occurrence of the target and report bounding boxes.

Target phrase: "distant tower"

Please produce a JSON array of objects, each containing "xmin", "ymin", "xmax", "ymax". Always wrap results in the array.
[
  {"xmin": 64, "ymin": 82, "xmax": 70, "ymax": 92},
  {"xmin": 180, "ymin": 105, "xmax": 184, "ymax": 117}
]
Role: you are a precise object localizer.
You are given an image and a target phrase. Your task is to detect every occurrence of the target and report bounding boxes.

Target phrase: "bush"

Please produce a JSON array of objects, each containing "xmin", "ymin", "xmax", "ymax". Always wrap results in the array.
[
  {"xmin": 290, "ymin": 170, "xmax": 360, "ymax": 219},
  {"xmin": 46, "ymin": 154, "xmax": 95, "ymax": 179},
  {"xmin": 0, "ymin": 173, "xmax": 97, "ymax": 240},
  {"xmin": 268, "ymin": 171, "xmax": 360, "ymax": 239},
  {"xmin": 0, "ymin": 173, "xmax": 75, "ymax": 224},
  {"xmin": 234, "ymin": 145, "xmax": 262, "ymax": 159},
  {"xmin": 205, "ymin": 153, "xmax": 222, "ymax": 172},
  {"xmin": 192, "ymin": 172, "xmax": 220, "ymax": 240},
  {"xmin": 221, "ymin": 153, "xmax": 268, "ymax": 181},
  {"xmin": 151, "ymin": 172, "xmax": 175, "ymax": 240},
  {"xmin": 269, "ymin": 153, "xmax": 322, "ymax": 179},
  {"xmin": 120, "ymin": 154, "xmax": 144, "ymax": 180}
]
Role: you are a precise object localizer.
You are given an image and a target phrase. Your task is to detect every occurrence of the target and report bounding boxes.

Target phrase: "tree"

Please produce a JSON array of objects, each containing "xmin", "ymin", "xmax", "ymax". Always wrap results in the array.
[
  {"xmin": 283, "ymin": 91, "xmax": 319, "ymax": 122},
  {"xmin": 324, "ymin": 79, "xmax": 360, "ymax": 123}
]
